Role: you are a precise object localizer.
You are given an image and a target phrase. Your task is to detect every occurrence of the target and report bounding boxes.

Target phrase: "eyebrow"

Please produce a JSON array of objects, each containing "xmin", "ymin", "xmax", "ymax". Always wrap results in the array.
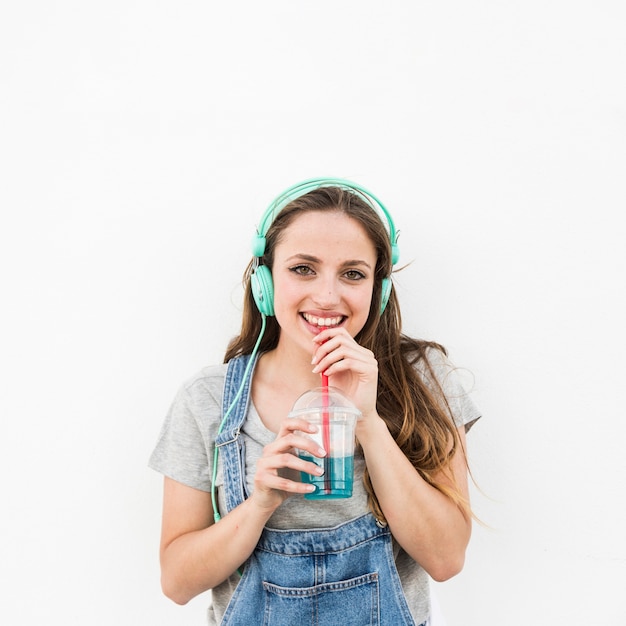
[{"xmin": 285, "ymin": 254, "xmax": 373, "ymax": 270}]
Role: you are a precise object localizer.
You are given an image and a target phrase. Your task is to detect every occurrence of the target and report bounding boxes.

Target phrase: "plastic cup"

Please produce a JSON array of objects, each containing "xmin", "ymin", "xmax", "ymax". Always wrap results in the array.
[{"xmin": 288, "ymin": 387, "xmax": 361, "ymax": 500}]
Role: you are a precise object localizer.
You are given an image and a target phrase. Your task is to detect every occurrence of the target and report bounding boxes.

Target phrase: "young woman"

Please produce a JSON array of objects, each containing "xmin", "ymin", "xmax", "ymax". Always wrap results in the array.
[{"xmin": 149, "ymin": 178, "xmax": 481, "ymax": 625}]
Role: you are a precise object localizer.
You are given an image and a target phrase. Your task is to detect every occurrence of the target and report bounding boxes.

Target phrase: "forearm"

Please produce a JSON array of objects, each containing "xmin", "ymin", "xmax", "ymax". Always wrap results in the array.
[
  {"xmin": 357, "ymin": 416, "xmax": 471, "ymax": 581},
  {"xmin": 161, "ymin": 496, "xmax": 275, "ymax": 604}
]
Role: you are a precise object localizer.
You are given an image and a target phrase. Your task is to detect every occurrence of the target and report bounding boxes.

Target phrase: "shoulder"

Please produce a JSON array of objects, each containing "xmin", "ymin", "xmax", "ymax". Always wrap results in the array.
[
  {"xmin": 403, "ymin": 342, "xmax": 449, "ymax": 382},
  {"xmin": 149, "ymin": 363, "xmax": 230, "ymax": 491},
  {"xmin": 409, "ymin": 344, "xmax": 482, "ymax": 432},
  {"xmin": 179, "ymin": 363, "xmax": 228, "ymax": 401},
  {"xmin": 417, "ymin": 345, "xmax": 455, "ymax": 381}
]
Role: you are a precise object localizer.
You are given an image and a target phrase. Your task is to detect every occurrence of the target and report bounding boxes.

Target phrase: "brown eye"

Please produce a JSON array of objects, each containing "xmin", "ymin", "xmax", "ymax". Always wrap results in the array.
[
  {"xmin": 290, "ymin": 265, "xmax": 315, "ymax": 276},
  {"xmin": 344, "ymin": 269, "xmax": 366, "ymax": 281}
]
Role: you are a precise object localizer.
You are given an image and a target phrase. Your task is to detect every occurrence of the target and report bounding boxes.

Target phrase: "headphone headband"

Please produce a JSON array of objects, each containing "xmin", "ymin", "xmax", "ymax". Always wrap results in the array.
[{"xmin": 252, "ymin": 177, "xmax": 400, "ymax": 264}]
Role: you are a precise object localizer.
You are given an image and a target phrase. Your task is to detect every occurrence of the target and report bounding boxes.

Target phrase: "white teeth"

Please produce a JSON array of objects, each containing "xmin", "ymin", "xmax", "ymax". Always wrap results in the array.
[{"xmin": 303, "ymin": 313, "xmax": 343, "ymax": 327}]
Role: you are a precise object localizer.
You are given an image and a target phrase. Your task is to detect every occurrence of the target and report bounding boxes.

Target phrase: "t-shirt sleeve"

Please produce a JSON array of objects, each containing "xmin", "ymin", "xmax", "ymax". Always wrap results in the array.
[
  {"xmin": 421, "ymin": 348, "xmax": 482, "ymax": 432},
  {"xmin": 148, "ymin": 384, "xmax": 214, "ymax": 492}
]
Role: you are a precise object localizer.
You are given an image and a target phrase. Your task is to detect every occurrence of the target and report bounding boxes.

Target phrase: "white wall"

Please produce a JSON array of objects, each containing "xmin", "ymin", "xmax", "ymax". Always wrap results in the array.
[{"xmin": 1, "ymin": 2, "xmax": 624, "ymax": 624}]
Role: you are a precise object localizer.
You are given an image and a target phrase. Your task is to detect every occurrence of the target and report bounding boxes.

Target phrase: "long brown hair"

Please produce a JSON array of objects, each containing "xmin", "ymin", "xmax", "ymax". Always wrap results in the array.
[{"xmin": 225, "ymin": 186, "xmax": 469, "ymax": 523}]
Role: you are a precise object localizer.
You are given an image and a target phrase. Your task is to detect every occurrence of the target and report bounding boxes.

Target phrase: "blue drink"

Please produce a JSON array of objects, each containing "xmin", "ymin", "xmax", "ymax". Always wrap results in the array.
[
  {"xmin": 299, "ymin": 454, "xmax": 355, "ymax": 499},
  {"xmin": 288, "ymin": 386, "xmax": 361, "ymax": 502}
]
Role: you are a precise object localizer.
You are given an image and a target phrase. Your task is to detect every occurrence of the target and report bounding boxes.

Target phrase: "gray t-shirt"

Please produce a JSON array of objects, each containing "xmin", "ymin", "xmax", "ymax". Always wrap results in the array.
[{"xmin": 149, "ymin": 348, "xmax": 481, "ymax": 624}]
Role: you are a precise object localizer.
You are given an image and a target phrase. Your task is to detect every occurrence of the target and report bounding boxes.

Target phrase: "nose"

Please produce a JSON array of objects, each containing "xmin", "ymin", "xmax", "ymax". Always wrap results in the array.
[{"xmin": 313, "ymin": 274, "xmax": 341, "ymax": 309}]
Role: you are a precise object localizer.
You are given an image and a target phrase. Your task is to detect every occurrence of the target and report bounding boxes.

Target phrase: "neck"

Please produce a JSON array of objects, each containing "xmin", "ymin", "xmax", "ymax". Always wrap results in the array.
[{"xmin": 259, "ymin": 343, "xmax": 322, "ymax": 392}]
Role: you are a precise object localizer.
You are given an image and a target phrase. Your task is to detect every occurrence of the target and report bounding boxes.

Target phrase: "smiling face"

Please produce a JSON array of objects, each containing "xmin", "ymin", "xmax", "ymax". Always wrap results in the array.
[{"xmin": 270, "ymin": 210, "xmax": 378, "ymax": 357}]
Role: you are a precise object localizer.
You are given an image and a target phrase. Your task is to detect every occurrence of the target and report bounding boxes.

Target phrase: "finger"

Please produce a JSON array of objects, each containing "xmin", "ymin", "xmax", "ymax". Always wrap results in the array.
[
  {"xmin": 315, "ymin": 347, "xmax": 376, "ymax": 378},
  {"xmin": 259, "ymin": 452, "xmax": 325, "ymax": 477},
  {"xmin": 255, "ymin": 455, "xmax": 322, "ymax": 494},
  {"xmin": 311, "ymin": 328, "xmax": 352, "ymax": 362},
  {"xmin": 263, "ymin": 418, "xmax": 326, "ymax": 457},
  {"xmin": 276, "ymin": 417, "xmax": 318, "ymax": 438},
  {"xmin": 264, "ymin": 433, "xmax": 327, "ymax": 462},
  {"xmin": 311, "ymin": 338, "xmax": 350, "ymax": 371},
  {"xmin": 257, "ymin": 473, "xmax": 316, "ymax": 496}
]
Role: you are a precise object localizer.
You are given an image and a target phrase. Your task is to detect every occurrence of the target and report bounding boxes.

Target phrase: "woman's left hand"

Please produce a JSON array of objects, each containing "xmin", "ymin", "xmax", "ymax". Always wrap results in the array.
[{"xmin": 311, "ymin": 327, "xmax": 379, "ymax": 420}]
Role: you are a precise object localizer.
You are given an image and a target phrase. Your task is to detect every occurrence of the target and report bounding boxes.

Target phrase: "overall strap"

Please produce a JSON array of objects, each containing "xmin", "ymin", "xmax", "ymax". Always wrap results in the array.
[{"xmin": 216, "ymin": 352, "xmax": 259, "ymax": 514}]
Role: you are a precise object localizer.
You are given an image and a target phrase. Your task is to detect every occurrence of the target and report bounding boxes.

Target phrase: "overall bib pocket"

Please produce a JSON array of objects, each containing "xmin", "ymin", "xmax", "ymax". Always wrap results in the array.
[{"xmin": 262, "ymin": 572, "xmax": 380, "ymax": 626}]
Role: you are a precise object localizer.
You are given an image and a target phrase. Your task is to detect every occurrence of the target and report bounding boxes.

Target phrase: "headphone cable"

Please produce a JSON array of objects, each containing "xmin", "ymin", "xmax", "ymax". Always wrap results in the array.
[{"xmin": 211, "ymin": 313, "xmax": 267, "ymax": 523}]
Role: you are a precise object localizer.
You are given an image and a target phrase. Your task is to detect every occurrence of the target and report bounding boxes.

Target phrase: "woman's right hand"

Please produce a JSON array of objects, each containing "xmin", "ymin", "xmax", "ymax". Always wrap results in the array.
[{"xmin": 250, "ymin": 417, "xmax": 326, "ymax": 513}]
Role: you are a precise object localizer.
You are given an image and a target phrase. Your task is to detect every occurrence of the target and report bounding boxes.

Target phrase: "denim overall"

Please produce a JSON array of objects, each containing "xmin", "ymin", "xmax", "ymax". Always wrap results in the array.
[{"xmin": 216, "ymin": 354, "xmax": 425, "ymax": 626}]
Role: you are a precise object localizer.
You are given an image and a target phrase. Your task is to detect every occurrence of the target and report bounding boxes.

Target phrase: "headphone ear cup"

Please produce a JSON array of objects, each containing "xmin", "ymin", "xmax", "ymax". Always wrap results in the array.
[
  {"xmin": 380, "ymin": 277, "xmax": 392, "ymax": 315},
  {"xmin": 250, "ymin": 265, "xmax": 275, "ymax": 316}
]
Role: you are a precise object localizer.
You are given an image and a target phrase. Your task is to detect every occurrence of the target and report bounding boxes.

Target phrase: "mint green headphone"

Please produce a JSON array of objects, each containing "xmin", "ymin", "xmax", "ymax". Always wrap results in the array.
[{"xmin": 250, "ymin": 177, "xmax": 400, "ymax": 317}]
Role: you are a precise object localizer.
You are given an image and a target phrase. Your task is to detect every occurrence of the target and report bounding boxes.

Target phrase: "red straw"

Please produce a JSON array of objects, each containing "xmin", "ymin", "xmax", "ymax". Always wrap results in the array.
[{"xmin": 320, "ymin": 331, "xmax": 331, "ymax": 494}]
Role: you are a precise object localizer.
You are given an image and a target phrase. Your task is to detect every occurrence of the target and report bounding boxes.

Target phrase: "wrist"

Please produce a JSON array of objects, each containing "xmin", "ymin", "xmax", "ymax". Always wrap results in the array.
[
  {"xmin": 355, "ymin": 413, "xmax": 389, "ymax": 447},
  {"xmin": 247, "ymin": 490, "xmax": 281, "ymax": 521}
]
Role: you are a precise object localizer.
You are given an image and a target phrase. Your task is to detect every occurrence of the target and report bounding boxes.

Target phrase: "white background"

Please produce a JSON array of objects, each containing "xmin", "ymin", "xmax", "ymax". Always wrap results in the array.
[{"xmin": 1, "ymin": 2, "xmax": 625, "ymax": 625}]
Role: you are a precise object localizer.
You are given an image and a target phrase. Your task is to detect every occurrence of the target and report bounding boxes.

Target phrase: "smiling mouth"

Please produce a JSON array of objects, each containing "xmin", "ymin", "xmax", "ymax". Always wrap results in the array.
[{"xmin": 301, "ymin": 313, "xmax": 345, "ymax": 327}]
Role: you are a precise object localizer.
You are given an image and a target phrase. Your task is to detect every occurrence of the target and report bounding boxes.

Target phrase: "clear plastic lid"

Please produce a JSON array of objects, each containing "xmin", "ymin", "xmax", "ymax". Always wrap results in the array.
[{"xmin": 288, "ymin": 386, "xmax": 362, "ymax": 418}]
